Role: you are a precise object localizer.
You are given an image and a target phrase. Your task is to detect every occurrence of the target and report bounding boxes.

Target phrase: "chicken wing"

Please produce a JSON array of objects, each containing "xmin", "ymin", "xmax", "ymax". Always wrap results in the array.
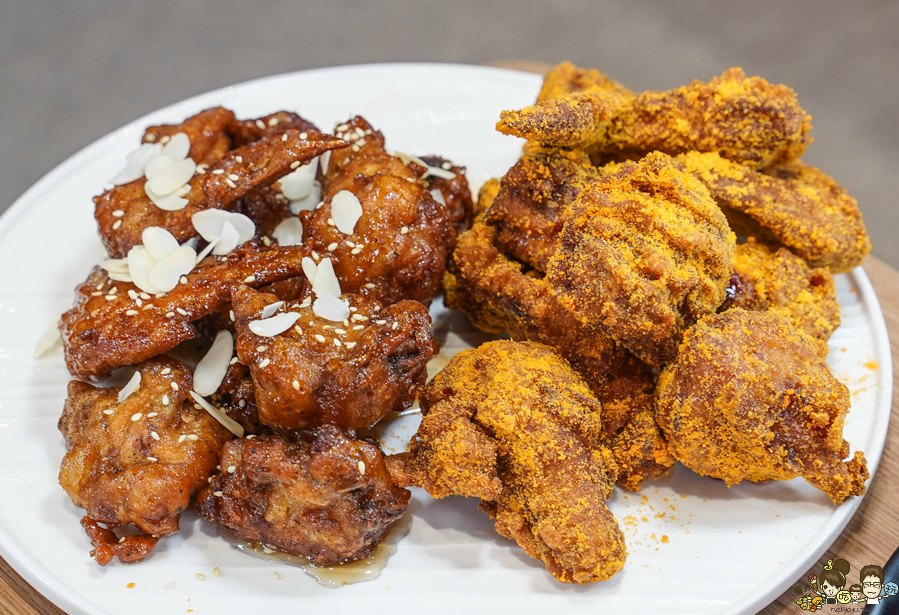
[
  {"xmin": 655, "ymin": 309, "xmax": 868, "ymax": 504},
  {"xmin": 197, "ymin": 427, "xmax": 409, "ymax": 565},
  {"xmin": 58, "ymin": 357, "xmax": 232, "ymax": 564}
]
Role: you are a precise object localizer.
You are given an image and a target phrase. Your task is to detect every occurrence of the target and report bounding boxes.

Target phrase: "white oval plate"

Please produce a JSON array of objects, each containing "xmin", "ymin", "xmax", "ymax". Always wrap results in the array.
[{"xmin": 0, "ymin": 63, "xmax": 891, "ymax": 615}]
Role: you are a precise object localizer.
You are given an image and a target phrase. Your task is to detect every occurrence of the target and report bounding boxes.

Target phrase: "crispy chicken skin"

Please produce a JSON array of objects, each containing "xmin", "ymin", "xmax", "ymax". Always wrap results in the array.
[
  {"xmin": 388, "ymin": 340, "xmax": 626, "ymax": 584},
  {"xmin": 721, "ymin": 239, "xmax": 840, "ymax": 343},
  {"xmin": 301, "ymin": 117, "xmax": 456, "ymax": 304},
  {"xmin": 58, "ymin": 357, "xmax": 232, "ymax": 564},
  {"xmin": 675, "ymin": 151, "xmax": 870, "ymax": 272},
  {"xmin": 231, "ymin": 284, "xmax": 437, "ymax": 433},
  {"xmin": 546, "ymin": 152, "xmax": 736, "ymax": 366},
  {"xmin": 60, "ymin": 241, "xmax": 312, "ymax": 380},
  {"xmin": 95, "ymin": 108, "xmax": 347, "ymax": 259},
  {"xmin": 447, "ymin": 222, "xmax": 673, "ymax": 489},
  {"xmin": 197, "ymin": 427, "xmax": 409, "ymax": 565},
  {"xmin": 499, "ymin": 66, "xmax": 811, "ymax": 170},
  {"xmin": 656, "ymin": 310, "xmax": 868, "ymax": 504}
]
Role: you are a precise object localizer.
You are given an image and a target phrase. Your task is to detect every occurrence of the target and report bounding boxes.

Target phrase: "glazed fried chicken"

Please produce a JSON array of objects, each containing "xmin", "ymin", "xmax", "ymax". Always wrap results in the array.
[
  {"xmin": 60, "ymin": 241, "xmax": 312, "ymax": 380},
  {"xmin": 546, "ymin": 152, "xmax": 736, "ymax": 365},
  {"xmin": 58, "ymin": 357, "xmax": 232, "ymax": 564},
  {"xmin": 656, "ymin": 309, "xmax": 868, "ymax": 504},
  {"xmin": 447, "ymin": 222, "xmax": 673, "ymax": 489},
  {"xmin": 95, "ymin": 108, "xmax": 347, "ymax": 258},
  {"xmin": 388, "ymin": 340, "xmax": 626, "ymax": 584},
  {"xmin": 499, "ymin": 66, "xmax": 810, "ymax": 170},
  {"xmin": 197, "ymin": 427, "xmax": 409, "ymax": 565},
  {"xmin": 721, "ymin": 239, "xmax": 840, "ymax": 343},
  {"xmin": 675, "ymin": 151, "xmax": 871, "ymax": 272},
  {"xmin": 231, "ymin": 284, "xmax": 436, "ymax": 433},
  {"xmin": 409, "ymin": 155, "xmax": 475, "ymax": 234},
  {"xmin": 301, "ymin": 116, "xmax": 457, "ymax": 305}
]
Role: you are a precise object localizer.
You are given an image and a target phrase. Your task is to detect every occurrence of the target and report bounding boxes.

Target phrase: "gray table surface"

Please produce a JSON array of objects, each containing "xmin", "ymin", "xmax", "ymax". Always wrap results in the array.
[{"xmin": 2, "ymin": 0, "xmax": 897, "ymax": 265}]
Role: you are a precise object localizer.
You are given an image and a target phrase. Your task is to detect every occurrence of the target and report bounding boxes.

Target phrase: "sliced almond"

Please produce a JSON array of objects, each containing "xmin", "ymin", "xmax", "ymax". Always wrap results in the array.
[
  {"xmin": 145, "ymin": 184, "xmax": 190, "ymax": 211},
  {"xmin": 192, "ymin": 210, "xmax": 256, "ymax": 245},
  {"xmin": 272, "ymin": 217, "xmax": 304, "ymax": 246},
  {"xmin": 212, "ymin": 220, "xmax": 241, "ymax": 255},
  {"xmin": 330, "ymin": 190, "xmax": 363, "ymax": 235},
  {"xmin": 261, "ymin": 301, "xmax": 284, "ymax": 319},
  {"xmin": 160, "ymin": 132, "xmax": 190, "ymax": 162},
  {"xmin": 111, "ymin": 142, "xmax": 163, "ymax": 185},
  {"xmin": 279, "ymin": 157, "xmax": 318, "ymax": 201},
  {"xmin": 249, "ymin": 312, "xmax": 301, "ymax": 337},
  {"xmin": 289, "ymin": 180, "xmax": 322, "ymax": 215},
  {"xmin": 34, "ymin": 319, "xmax": 61, "ymax": 358},
  {"xmin": 190, "ymin": 391, "xmax": 244, "ymax": 437},
  {"xmin": 313, "ymin": 294, "xmax": 350, "ymax": 322},
  {"xmin": 108, "ymin": 271, "xmax": 134, "ymax": 283},
  {"xmin": 147, "ymin": 246, "xmax": 197, "ymax": 292},
  {"xmin": 301, "ymin": 256, "xmax": 317, "ymax": 282},
  {"xmin": 99, "ymin": 258, "xmax": 130, "ymax": 274},
  {"xmin": 118, "ymin": 371, "xmax": 141, "ymax": 403},
  {"xmin": 127, "ymin": 245, "xmax": 161, "ymax": 294},
  {"xmin": 141, "ymin": 227, "xmax": 180, "ymax": 261},
  {"xmin": 144, "ymin": 154, "xmax": 174, "ymax": 180},
  {"xmin": 195, "ymin": 236, "xmax": 219, "ymax": 264},
  {"xmin": 146, "ymin": 158, "xmax": 196, "ymax": 196},
  {"xmin": 430, "ymin": 188, "xmax": 447, "ymax": 206},
  {"xmin": 193, "ymin": 330, "xmax": 233, "ymax": 396},
  {"xmin": 312, "ymin": 257, "xmax": 341, "ymax": 297}
]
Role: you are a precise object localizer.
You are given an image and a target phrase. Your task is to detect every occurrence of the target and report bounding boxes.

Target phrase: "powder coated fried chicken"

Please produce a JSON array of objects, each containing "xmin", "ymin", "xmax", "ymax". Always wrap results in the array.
[
  {"xmin": 675, "ymin": 151, "xmax": 870, "ymax": 272},
  {"xmin": 499, "ymin": 66, "xmax": 810, "ymax": 170},
  {"xmin": 447, "ymin": 222, "xmax": 673, "ymax": 489},
  {"xmin": 58, "ymin": 357, "xmax": 232, "ymax": 564},
  {"xmin": 231, "ymin": 284, "xmax": 436, "ymax": 433},
  {"xmin": 721, "ymin": 239, "xmax": 840, "ymax": 343},
  {"xmin": 547, "ymin": 152, "xmax": 735, "ymax": 366},
  {"xmin": 60, "ymin": 241, "xmax": 312, "ymax": 380},
  {"xmin": 656, "ymin": 309, "xmax": 868, "ymax": 504},
  {"xmin": 197, "ymin": 427, "xmax": 409, "ymax": 565},
  {"xmin": 301, "ymin": 117, "xmax": 456, "ymax": 305},
  {"xmin": 388, "ymin": 340, "xmax": 626, "ymax": 584}
]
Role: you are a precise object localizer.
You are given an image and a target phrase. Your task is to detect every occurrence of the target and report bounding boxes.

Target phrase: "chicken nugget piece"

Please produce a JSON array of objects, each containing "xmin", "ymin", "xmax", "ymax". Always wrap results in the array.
[
  {"xmin": 229, "ymin": 111, "xmax": 318, "ymax": 148},
  {"xmin": 721, "ymin": 239, "xmax": 840, "ymax": 342},
  {"xmin": 676, "ymin": 151, "xmax": 870, "ymax": 272},
  {"xmin": 448, "ymin": 222, "xmax": 673, "ymax": 489},
  {"xmin": 547, "ymin": 152, "xmax": 735, "ymax": 365},
  {"xmin": 60, "ymin": 241, "xmax": 312, "ymax": 380},
  {"xmin": 388, "ymin": 340, "xmax": 626, "ymax": 584},
  {"xmin": 499, "ymin": 66, "xmax": 810, "ymax": 170},
  {"xmin": 656, "ymin": 309, "xmax": 868, "ymax": 504},
  {"xmin": 197, "ymin": 427, "xmax": 409, "ymax": 565},
  {"xmin": 231, "ymin": 284, "xmax": 436, "ymax": 433},
  {"xmin": 408, "ymin": 155, "xmax": 475, "ymax": 234},
  {"xmin": 58, "ymin": 357, "xmax": 232, "ymax": 564},
  {"xmin": 301, "ymin": 117, "xmax": 456, "ymax": 304}
]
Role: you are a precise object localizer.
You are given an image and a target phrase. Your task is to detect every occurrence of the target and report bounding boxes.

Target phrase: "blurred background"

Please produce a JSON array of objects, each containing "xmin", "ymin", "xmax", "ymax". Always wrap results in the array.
[{"xmin": 2, "ymin": 0, "xmax": 897, "ymax": 265}]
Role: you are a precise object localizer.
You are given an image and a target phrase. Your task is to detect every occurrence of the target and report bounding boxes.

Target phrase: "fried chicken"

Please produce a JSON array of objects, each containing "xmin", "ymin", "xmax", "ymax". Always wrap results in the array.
[
  {"xmin": 546, "ymin": 152, "xmax": 736, "ymax": 365},
  {"xmin": 301, "ymin": 116, "xmax": 457, "ymax": 304},
  {"xmin": 447, "ymin": 222, "xmax": 673, "ymax": 489},
  {"xmin": 58, "ymin": 357, "xmax": 232, "ymax": 564},
  {"xmin": 409, "ymin": 155, "xmax": 475, "ymax": 234},
  {"xmin": 387, "ymin": 340, "xmax": 626, "ymax": 584},
  {"xmin": 655, "ymin": 309, "xmax": 868, "ymax": 504},
  {"xmin": 197, "ymin": 427, "xmax": 409, "ymax": 565},
  {"xmin": 231, "ymin": 284, "xmax": 436, "ymax": 433},
  {"xmin": 675, "ymin": 151, "xmax": 870, "ymax": 272},
  {"xmin": 60, "ymin": 241, "xmax": 312, "ymax": 380},
  {"xmin": 499, "ymin": 65, "xmax": 810, "ymax": 170},
  {"xmin": 721, "ymin": 239, "xmax": 840, "ymax": 343}
]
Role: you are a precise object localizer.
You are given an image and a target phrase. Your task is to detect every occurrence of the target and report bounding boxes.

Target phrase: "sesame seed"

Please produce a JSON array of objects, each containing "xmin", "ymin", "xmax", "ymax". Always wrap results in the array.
[
  {"xmin": 314, "ymin": 334, "xmax": 326, "ymax": 343},
  {"xmin": 145, "ymin": 133, "xmax": 157, "ymax": 142},
  {"xmin": 229, "ymin": 310, "xmax": 235, "ymax": 321},
  {"xmin": 103, "ymin": 409, "xmax": 115, "ymax": 415},
  {"xmin": 315, "ymin": 201, "xmax": 324, "ymax": 210},
  {"xmin": 91, "ymin": 292, "xmax": 102, "ymax": 297},
  {"xmin": 273, "ymin": 572, "xmax": 280, "ymax": 580},
  {"xmin": 136, "ymin": 298, "xmax": 143, "ymax": 307},
  {"xmin": 178, "ymin": 435, "xmax": 186, "ymax": 443},
  {"xmin": 299, "ymin": 132, "xmax": 308, "ymax": 139},
  {"xmin": 244, "ymin": 276, "xmax": 256, "ymax": 283},
  {"xmin": 327, "ymin": 242, "xmax": 338, "ymax": 251},
  {"xmin": 196, "ymin": 166, "xmax": 206, "ymax": 174},
  {"xmin": 188, "ymin": 434, "xmax": 199, "ymax": 441},
  {"xmin": 214, "ymin": 567, "xmax": 222, "ymax": 577},
  {"xmin": 333, "ymin": 339, "xmax": 341, "ymax": 347},
  {"xmin": 212, "ymin": 168, "xmax": 225, "ymax": 175},
  {"xmin": 161, "ymin": 368, "xmax": 171, "ymax": 375},
  {"xmin": 126, "ymin": 309, "xmax": 138, "ymax": 316},
  {"xmin": 140, "ymin": 292, "xmax": 151, "ymax": 299},
  {"xmin": 110, "ymin": 287, "xmax": 119, "ymax": 294},
  {"xmin": 176, "ymin": 308, "xmax": 188, "ymax": 316},
  {"xmin": 229, "ymin": 357, "xmax": 239, "ymax": 365},
  {"xmin": 147, "ymin": 457, "xmax": 157, "ymax": 462},
  {"xmin": 392, "ymin": 322, "xmax": 399, "ymax": 330},
  {"xmin": 353, "ymin": 325, "xmax": 364, "ymax": 330},
  {"xmin": 228, "ymin": 174, "xmax": 240, "ymax": 182},
  {"xmin": 171, "ymin": 382, "xmax": 179, "ymax": 391},
  {"xmin": 148, "ymin": 412, "xmax": 159, "ymax": 418},
  {"xmin": 166, "ymin": 312, "xmax": 176, "ymax": 318},
  {"xmin": 128, "ymin": 289, "xmax": 138, "ymax": 300},
  {"xmin": 290, "ymin": 161, "xmax": 301, "ymax": 169},
  {"xmin": 327, "ymin": 218, "xmax": 335, "ymax": 227},
  {"xmin": 358, "ymin": 461, "xmax": 366, "ymax": 473},
  {"xmin": 236, "ymin": 154, "xmax": 244, "ymax": 162},
  {"xmin": 346, "ymin": 241, "xmax": 355, "ymax": 248},
  {"xmin": 351, "ymin": 145, "xmax": 360, "ymax": 152},
  {"xmin": 131, "ymin": 413, "xmax": 143, "ymax": 421},
  {"xmin": 162, "ymin": 395, "xmax": 169, "ymax": 405},
  {"xmin": 344, "ymin": 342, "xmax": 357, "ymax": 349},
  {"xmin": 352, "ymin": 314, "xmax": 368, "ymax": 321},
  {"xmin": 227, "ymin": 466, "xmax": 236, "ymax": 473},
  {"xmin": 197, "ymin": 573, "xmax": 207, "ymax": 580},
  {"xmin": 351, "ymin": 248, "xmax": 362, "ymax": 255},
  {"xmin": 334, "ymin": 329, "xmax": 346, "ymax": 335},
  {"xmin": 180, "ymin": 276, "xmax": 188, "ymax": 285},
  {"xmin": 375, "ymin": 320, "xmax": 387, "ymax": 325},
  {"xmin": 400, "ymin": 226, "xmax": 409, "ymax": 234},
  {"xmin": 238, "ymin": 400, "xmax": 246, "ymax": 408},
  {"xmin": 256, "ymin": 345, "xmax": 269, "ymax": 352},
  {"xmin": 364, "ymin": 283, "xmax": 376, "ymax": 289},
  {"xmin": 294, "ymin": 325, "xmax": 302, "ymax": 335},
  {"xmin": 281, "ymin": 133, "xmax": 288, "ymax": 141},
  {"xmin": 225, "ymin": 178, "xmax": 237, "ymax": 188},
  {"xmin": 105, "ymin": 295, "xmax": 117, "ymax": 301},
  {"xmin": 246, "ymin": 434, "xmax": 256, "ymax": 439},
  {"xmin": 312, "ymin": 251, "xmax": 320, "ymax": 260},
  {"xmin": 292, "ymin": 380, "xmax": 300, "ymax": 390},
  {"xmin": 336, "ymin": 123, "xmax": 349, "ymax": 131},
  {"xmin": 259, "ymin": 358, "xmax": 271, "ymax": 368},
  {"xmin": 262, "ymin": 236, "xmax": 271, "ymax": 247},
  {"xmin": 165, "ymin": 582, "xmax": 175, "ymax": 590},
  {"xmin": 213, "ymin": 492, "xmax": 223, "ymax": 498},
  {"xmin": 151, "ymin": 431, "xmax": 160, "ymax": 441}
]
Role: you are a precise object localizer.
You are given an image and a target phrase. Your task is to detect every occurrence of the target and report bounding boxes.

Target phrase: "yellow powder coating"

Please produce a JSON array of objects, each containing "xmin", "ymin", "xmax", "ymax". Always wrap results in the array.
[
  {"xmin": 721, "ymin": 238, "xmax": 841, "ymax": 345},
  {"xmin": 546, "ymin": 152, "xmax": 736, "ymax": 365},
  {"xmin": 389, "ymin": 340, "xmax": 626, "ymax": 584},
  {"xmin": 498, "ymin": 63, "xmax": 810, "ymax": 170},
  {"xmin": 865, "ymin": 361, "xmax": 879, "ymax": 371},
  {"xmin": 675, "ymin": 151, "xmax": 870, "ymax": 272},
  {"xmin": 656, "ymin": 309, "xmax": 868, "ymax": 505}
]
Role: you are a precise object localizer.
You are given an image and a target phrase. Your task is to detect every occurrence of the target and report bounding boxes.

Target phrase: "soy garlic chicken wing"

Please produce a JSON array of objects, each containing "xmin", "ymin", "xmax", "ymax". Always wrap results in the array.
[
  {"xmin": 447, "ymin": 223, "xmax": 673, "ymax": 490},
  {"xmin": 388, "ymin": 341, "xmax": 626, "ymax": 584},
  {"xmin": 408, "ymin": 155, "xmax": 475, "ymax": 234},
  {"xmin": 197, "ymin": 427, "xmax": 409, "ymax": 565},
  {"xmin": 655, "ymin": 309, "xmax": 868, "ymax": 505},
  {"xmin": 231, "ymin": 284, "xmax": 437, "ymax": 433},
  {"xmin": 721, "ymin": 239, "xmax": 840, "ymax": 342},
  {"xmin": 60, "ymin": 241, "xmax": 312, "ymax": 380},
  {"xmin": 303, "ymin": 116, "xmax": 456, "ymax": 304},
  {"xmin": 58, "ymin": 357, "xmax": 232, "ymax": 564},
  {"xmin": 546, "ymin": 152, "xmax": 736, "ymax": 366},
  {"xmin": 675, "ymin": 151, "xmax": 870, "ymax": 272},
  {"xmin": 499, "ymin": 66, "xmax": 810, "ymax": 170}
]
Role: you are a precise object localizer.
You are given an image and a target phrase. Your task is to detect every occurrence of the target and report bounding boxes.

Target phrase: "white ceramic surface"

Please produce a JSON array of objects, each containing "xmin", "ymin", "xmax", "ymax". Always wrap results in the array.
[{"xmin": 0, "ymin": 64, "xmax": 890, "ymax": 615}]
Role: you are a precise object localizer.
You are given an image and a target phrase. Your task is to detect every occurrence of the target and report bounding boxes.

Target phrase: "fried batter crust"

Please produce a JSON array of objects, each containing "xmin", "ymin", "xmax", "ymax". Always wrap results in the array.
[
  {"xmin": 231, "ymin": 284, "xmax": 437, "ymax": 433},
  {"xmin": 721, "ymin": 239, "xmax": 840, "ymax": 342},
  {"xmin": 656, "ymin": 310, "xmax": 868, "ymax": 504},
  {"xmin": 302, "ymin": 117, "xmax": 456, "ymax": 305},
  {"xmin": 58, "ymin": 357, "xmax": 231, "ymax": 563},
  {"xmin": 547, "ymin": 152, "xmax": 735, "ymax": 365},
  {"xmin": 61, "ymin": 241, "xmax": 312, "ymax": 380},
  {"xmin": 388, "ymin": 340, "xmax": 626, "ymax": 584},
  {"xmin": 197, "ymin": 428, "xmax": 409, "ymax": 565}
]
